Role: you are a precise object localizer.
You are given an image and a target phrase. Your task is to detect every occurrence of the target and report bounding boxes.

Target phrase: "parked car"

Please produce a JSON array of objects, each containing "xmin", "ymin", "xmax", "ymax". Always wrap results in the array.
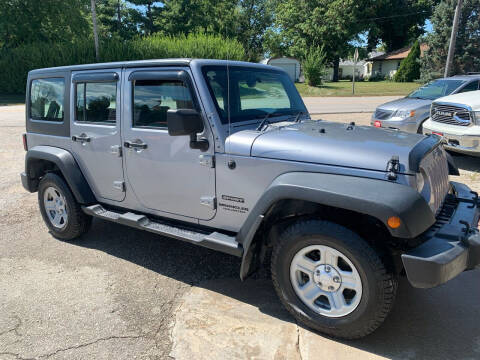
[
  {"xmin": 371, "ymin": 75, "xmax": 480, "ymax": 133},
  {"xmin": 422, "ymin": 90, "xmax": 480, "ymax": 156},
  {"xmin": 21, "ymin": 59, "xmax": 479, "ymax": 339}
]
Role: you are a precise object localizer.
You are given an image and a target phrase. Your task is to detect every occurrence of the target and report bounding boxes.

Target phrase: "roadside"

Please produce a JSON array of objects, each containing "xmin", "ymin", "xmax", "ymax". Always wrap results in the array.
[{"xmin": 296, "ymin": 81, "xmax": 419, "ymax": 97}]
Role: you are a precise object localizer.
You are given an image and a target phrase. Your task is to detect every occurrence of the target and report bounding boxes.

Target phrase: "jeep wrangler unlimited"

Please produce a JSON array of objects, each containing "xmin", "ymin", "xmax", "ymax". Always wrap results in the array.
[{"xmin": 21, "ymin": 59, "xmax": 480, "ymax": 339}]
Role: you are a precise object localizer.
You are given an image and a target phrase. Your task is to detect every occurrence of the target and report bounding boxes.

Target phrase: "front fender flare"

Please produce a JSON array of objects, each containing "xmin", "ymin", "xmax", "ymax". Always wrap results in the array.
[
  {"xmin": 24, "ymin": 146, "xmax": 96, "ymax": 204},
  {"xmin": 238, "ymin": 172, "xmax": 435, "ymax": 279}
]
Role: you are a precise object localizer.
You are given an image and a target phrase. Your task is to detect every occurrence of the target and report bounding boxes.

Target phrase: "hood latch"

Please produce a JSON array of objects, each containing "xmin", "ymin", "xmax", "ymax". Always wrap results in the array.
[{"xmin": 386, "ymin": 155, "xmax": 400, "ymax": 181}]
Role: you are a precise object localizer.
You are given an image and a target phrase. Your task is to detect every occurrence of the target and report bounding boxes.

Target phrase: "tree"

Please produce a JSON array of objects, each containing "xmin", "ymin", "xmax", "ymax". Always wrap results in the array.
[
  {"xmin": 128, "ymin": 0, "xmax": 161, "ymax": 35},
  {"xmin": 366, "ymin": 0, "xmax": 439, "ymax": 52},
  {"xmin": 0, "ymin": 0, "xmax": 90, "ymax": 49},
  {"xmin": 97, "ymin": 0, "xmax": 138, "ymax": 39},
  {"xmin": 273, "ymin": 0, "xmax": 371, "ymax": 81},
  {"xmin": 394, "ymin": 40, "xmax": 421, "ymax": 81},
  {"xmin": 236, "ymin": 0, "xmax": 274, "ymax": 61},
  {"xmin": 420, "ymin": 0, "xmax": 480, "ymax": 81},
  {"xmin": 303, "ymin": 46, "xmax": 328, "ymax": 86}
]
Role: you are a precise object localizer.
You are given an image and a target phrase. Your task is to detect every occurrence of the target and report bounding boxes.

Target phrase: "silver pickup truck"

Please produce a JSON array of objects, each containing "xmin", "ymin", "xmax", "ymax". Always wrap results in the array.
[{"xmin": 21, "ymin": 59, "xmax": 479, "ymax": 339}]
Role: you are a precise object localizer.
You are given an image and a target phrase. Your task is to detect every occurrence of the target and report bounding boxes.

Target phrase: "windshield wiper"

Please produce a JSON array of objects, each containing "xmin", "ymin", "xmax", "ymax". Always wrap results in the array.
[
  {"xmin": 294, "ymin": 111, "xmax": 304, "ymax": 123},
  {"xmin": 256, "ymin": 113, "xmax": 272, "ymax": 131}
]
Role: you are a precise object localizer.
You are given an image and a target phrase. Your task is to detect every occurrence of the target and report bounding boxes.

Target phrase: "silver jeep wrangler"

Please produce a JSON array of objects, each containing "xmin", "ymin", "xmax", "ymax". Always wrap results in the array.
[{"xmin": 21, "ymin": 59, "xmax": 480, "ymax": 339}]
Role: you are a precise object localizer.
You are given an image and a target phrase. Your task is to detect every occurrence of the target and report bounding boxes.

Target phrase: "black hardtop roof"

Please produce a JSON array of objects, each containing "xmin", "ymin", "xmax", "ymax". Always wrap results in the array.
[{"xmin": 28, "ymin": 58, "xmax": 274, "ymax": 75}]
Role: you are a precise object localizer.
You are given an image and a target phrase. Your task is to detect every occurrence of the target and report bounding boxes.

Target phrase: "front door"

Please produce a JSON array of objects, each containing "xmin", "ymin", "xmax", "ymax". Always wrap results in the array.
[
  {"xmin": 122, "ymin": 68, "xmax": 216, "ymax": 220},
  {"xmin": 70, "ymin": 70, "xmax": 125, "ymax": 202}
]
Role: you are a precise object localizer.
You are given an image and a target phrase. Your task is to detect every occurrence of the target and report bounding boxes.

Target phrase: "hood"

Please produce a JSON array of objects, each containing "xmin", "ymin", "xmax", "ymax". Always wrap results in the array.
[
  {"xmin": 434, "ymin": 90, "xmax": 480, "ymax": 110},
  {"xmin": 377, "ymin": 97, "xmax": 431, "ymax": 111},
  {"xmin": 227, "ymin": 121, "xmax": 426, "ymax": 173}
]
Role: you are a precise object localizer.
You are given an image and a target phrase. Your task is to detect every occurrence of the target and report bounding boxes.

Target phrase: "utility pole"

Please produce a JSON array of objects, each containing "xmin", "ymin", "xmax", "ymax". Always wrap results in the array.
[
  {"xmin": 444, "ymin": 0, "xmax": 463, "ymax": 77},
  {"xmin": 91, "ymin": 0, "xmax": 100, "ymax": 62},
  {"xmin": 352, "ymin": 48, "xmax": 358, "ymax": 95}
]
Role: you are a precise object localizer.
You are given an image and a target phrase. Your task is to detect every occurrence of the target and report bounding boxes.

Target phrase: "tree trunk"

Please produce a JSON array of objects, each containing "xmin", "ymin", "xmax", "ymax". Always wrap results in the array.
[
  {"xmin": 90, "ymin": 0, "xmax": 100, "ymax": 62},
  {"xmin": 332, "ymin": 57, "xmax": 340, "ymax": 82},
  {"xmin": 117, "ymin": 0, "xmax": 122, "ymax": 33}
]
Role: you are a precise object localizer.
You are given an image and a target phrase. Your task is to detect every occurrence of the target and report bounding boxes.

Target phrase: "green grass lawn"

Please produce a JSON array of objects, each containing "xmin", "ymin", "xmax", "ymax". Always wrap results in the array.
[
  {"xmin": 0, "ymin": 94, "xmax": 24, "ymax": 106},
  {"xmin": 296, "ymin": 80, "xmax": 420, "ymax": 97}
]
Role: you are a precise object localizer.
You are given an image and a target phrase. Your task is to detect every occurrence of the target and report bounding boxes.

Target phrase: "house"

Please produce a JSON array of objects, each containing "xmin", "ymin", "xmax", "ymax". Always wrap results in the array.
[
  {"xmin": 325, "ymin": 59, "xmax": 369, "ymax": 81},
  {"xmin": 366, "ymin": 44, "xmax": 428, "ymax": 79},
  {"xmin": 260, "ymin": 57, "xmax": 301, "ymax": 82}
]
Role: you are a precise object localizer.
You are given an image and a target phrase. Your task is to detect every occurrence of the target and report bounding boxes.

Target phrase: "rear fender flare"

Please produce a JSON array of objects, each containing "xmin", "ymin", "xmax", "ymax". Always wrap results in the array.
[{"xmin": 25, "ymin": 145, "xmax": 95, "ymax": 204}]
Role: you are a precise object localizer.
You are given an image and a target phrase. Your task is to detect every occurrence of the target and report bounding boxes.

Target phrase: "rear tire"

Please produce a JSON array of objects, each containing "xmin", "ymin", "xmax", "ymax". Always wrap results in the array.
[
  {"xmin": 38, "ymin": 173, "xmax": 92, "ymax": 240},
  {"xmin": 271, "ymin": 219, "xmax": 397, "ymax": 339}
]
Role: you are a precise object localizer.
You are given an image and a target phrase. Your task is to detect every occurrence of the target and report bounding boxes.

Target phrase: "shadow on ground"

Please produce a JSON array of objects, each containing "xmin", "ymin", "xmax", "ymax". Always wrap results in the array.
[
  {"xmin": 72, "ymin": 218, "xmax": 480, "ymax": 360},
  {"xmin": 452, "ymin": 153, "xmax": 480, "ymax": 172}
]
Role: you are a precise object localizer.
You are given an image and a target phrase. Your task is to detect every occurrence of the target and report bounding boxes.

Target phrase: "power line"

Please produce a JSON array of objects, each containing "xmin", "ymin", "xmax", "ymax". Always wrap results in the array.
[{"xmin": 356, "ymin": 10, "xmax": 430, "ymax": 22}]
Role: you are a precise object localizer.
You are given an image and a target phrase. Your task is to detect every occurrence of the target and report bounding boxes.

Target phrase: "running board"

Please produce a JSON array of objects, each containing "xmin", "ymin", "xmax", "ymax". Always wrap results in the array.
[{"xmin": 83, "ymin": 204, "xmax": 242, "ymax": 257}]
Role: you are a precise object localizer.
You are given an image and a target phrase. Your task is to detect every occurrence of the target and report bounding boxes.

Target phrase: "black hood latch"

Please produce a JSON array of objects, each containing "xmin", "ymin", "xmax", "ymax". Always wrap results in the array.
[{"xmin": 386, "ymin": 155, "xmax": 400, "ymax": 181}]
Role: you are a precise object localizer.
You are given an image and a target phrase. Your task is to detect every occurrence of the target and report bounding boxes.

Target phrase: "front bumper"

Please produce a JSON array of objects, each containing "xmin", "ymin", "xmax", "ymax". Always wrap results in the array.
[
  {"xmin": 402, "ymin": 182, "xmax": 480, "ymax": 288},
  {"xmin": 423, "ymin": 120, "xmax": 480, "ymax": 156}
]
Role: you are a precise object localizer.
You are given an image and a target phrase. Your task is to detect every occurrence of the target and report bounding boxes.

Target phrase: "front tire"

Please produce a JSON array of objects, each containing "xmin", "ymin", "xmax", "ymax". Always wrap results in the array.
[
  {"xmin": 38, "ymin": 173, "xmax": 92, "ymax": 240},
  {"xmin": 271, "ymin": 219, "xmax": 397, "ymax": 339}
]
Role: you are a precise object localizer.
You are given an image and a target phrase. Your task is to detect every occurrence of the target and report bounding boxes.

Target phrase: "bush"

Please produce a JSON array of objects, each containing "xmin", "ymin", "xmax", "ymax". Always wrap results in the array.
[
  {"xmin": 0, "ymin": 33, "xmax": 246, "ymax": 94},
  {"xmin": 302, "ymin": 47, "xmax": 328, "ymax": 86},
  {"xmin": 394, "ymin": 40, "xmax": 421, "ymax": 82},
  {"xmin": 366, "ymin": 73, "xmax": 386, "ymax": 82}
]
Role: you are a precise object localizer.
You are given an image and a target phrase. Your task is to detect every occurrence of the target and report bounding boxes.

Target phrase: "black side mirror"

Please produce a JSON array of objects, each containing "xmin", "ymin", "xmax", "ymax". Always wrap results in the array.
[
  {"xmin": 167, "ymin": 109, "xmax": 209, "ymax": 151},
  {"xmin": 167, "ymin": 109, "xmax": 204, "ymax": 136}
]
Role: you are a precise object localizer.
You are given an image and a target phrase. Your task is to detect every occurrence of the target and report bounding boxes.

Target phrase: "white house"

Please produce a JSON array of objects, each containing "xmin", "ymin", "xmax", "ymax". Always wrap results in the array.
[
  {"xmin": 325, "ymin": 59, "xmax": 369, "ymax": 81},
  {"xmin": 366, "ymin": 44, "xmax": 427, "ymax": 78},
  {"xmin": 260, "ymin": 57, "xmax": 301, "ymax": 82}
]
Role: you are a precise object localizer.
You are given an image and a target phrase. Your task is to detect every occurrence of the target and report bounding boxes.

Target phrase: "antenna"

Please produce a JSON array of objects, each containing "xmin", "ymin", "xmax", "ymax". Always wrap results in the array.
[{"xmin": 226, "ymin": 30, "xmax": 232, "ymax": 164}]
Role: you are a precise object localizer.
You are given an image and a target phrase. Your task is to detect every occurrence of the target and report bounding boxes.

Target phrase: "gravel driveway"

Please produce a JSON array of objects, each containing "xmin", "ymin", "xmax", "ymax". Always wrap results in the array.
[{"xmin": 0, "ymin": 104, "xmax": 479, "ymax": 360}]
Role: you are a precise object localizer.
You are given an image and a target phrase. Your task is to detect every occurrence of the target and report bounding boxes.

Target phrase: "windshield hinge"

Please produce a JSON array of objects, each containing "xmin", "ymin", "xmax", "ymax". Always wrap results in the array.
[{"xmin": 199, "ymin": 154, "xmax": 215, "ymax": 168}]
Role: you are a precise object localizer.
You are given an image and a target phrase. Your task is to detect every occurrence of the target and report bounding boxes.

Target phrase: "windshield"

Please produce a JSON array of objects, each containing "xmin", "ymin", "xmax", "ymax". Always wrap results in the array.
[
  {"xmin": 202, "ymin": 65, "xmax": 306, "ymax": 124},
  {"xmin": 407, "ymin": 79, "xmax": 466, "ymax": 100}
]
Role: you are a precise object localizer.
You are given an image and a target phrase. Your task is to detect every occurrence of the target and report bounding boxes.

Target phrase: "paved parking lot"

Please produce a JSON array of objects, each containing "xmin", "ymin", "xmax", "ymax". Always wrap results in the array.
[{"xmin": 0, "ymin": 104, "xmax": 479, "ymax": 360}]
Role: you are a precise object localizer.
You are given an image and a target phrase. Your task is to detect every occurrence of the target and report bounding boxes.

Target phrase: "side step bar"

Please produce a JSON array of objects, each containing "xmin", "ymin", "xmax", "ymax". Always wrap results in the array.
[{"xmin": 83, "ymin": 204, "xmax": 243, "ymax": 257}]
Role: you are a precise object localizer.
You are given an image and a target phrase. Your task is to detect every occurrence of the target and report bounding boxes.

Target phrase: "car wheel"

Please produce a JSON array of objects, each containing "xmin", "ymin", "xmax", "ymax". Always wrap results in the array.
[
  {"xmin": 271, "ymin": 219, "xmax": 397, "ymax": 339},
  {"xmin": 38, "ymin": 173, "xmax": 92, "ymax": 240}
]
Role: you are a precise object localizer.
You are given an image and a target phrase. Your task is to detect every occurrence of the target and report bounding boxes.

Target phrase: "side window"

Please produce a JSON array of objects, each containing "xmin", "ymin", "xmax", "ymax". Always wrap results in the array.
[
  {"xmin": 75, "ymin": 82, "xmax": 117, "ymax": 124},
  {"xmin": 133, "ymin": 80, "xmax": 194, "ymax": 128},
  {"xmin": 30, "ymin": 78, "xmax": 65, "ymax": 122},
  {"xmin": 458, "ymin": 81, "xmax": 479, "ymax": 93}
]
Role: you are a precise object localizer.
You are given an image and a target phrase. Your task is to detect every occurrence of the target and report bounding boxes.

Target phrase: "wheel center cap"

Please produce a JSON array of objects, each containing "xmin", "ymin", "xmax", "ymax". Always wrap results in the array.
[{"xmin": 313, "ymin": 265, "xmax": 341, "ymax": 292}]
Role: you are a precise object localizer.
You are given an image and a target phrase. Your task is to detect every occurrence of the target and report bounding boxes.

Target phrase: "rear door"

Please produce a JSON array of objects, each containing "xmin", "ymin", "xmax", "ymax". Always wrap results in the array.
[
  {"xmin": 70, "ymin": 69, "xmax": 125, "ymax": 202},
  {"xmin": 121, "ymin": 68, "xmax": 216, "ymax": 220}
]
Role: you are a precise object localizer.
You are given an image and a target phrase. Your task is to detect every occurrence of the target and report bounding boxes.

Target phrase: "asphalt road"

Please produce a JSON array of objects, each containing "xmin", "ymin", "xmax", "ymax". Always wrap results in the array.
[{"xmin": 0, "ymin": 103, "xmax": 479, "ymax": 360}]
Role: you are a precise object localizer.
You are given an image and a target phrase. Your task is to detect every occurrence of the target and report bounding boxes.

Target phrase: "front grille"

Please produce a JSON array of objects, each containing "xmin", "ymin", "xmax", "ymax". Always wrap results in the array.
[
  {"xmin": 420, "ymin": 146, "xmax": 450, "ymax": 215},
  {"xmin": 374, "ymin": 109, "xmax": 393, "ymax": 120},
  {"xmin": 431, "ymin": 103, "xmax": 471, "ymax": 126}
]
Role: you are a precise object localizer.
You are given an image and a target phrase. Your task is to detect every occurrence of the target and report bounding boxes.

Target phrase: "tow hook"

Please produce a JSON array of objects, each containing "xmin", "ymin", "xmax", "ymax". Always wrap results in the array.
[
  {"xmin": 468, "ymin": 191, "xmax": 479, "ymax": 208},
  {"xmin": 386, "ymin": 155, "xmax": 400, "ymax": 181}
]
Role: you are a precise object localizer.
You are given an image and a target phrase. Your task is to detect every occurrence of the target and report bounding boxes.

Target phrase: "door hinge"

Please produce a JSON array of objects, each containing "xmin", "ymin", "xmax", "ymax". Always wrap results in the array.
[
  {"xmin": 113, "ymin": 181, "xmax": 125, "ymax": 192},
  {"xmin": 110, "ymin": 145, "xmax": 122, "ymax": 157},
  {"xmin": 200, "ymin": 196, "xmax": 217, "ymax": 210},
  {"xmin": 199, "ymin": 154, "xmax": 215, "ymax": 168}
]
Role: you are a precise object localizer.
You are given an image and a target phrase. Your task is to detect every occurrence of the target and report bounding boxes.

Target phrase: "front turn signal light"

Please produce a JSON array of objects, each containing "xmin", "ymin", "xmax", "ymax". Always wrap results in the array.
[{"xmin": 387, "ymin": 216, "xmax": 401, "ymax": 229}]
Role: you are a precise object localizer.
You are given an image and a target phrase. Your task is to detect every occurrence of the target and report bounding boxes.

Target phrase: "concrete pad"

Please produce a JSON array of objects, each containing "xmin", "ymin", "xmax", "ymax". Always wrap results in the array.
[
  {"xmin": 171, "ymin": 279, "xmax": 301, "ymax": 360},
  {"xmin": 172, "ymin": 273, "xmax": 480, "ymax": 360}
]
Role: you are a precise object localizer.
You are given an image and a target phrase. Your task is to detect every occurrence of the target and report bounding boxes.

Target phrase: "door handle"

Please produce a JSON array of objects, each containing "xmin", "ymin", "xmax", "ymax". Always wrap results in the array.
[
  {"xmin": 124, "ymin": 140, "xmax": 148, "ymax": 150},
  {"xmin": 72, "ymin": 134, "xmax": 91, "ymax": 143}
]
